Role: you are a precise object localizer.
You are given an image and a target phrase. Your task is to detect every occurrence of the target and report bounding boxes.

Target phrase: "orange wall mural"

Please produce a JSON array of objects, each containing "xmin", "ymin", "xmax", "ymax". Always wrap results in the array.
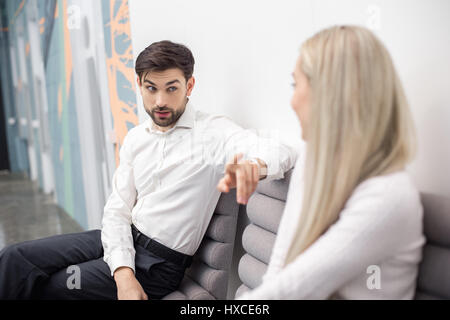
[{"xmin": 102, "ymin": 0, "xmax": 138, "ymax": 166}]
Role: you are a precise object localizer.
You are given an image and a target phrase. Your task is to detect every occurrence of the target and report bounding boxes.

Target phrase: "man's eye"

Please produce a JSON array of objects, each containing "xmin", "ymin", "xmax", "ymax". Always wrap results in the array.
[
  {"xmin": 146, "ymin": 86, "xmax": 156, "ymax": 92},
  {"xmin": 168, "ymin": 87, "xmax": 178, "ymax": 92}
]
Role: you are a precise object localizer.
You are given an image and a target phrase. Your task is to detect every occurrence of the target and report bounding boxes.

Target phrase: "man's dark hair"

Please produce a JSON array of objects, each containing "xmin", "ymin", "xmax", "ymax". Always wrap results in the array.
[{"xmin": 135, "ymin": 40, "xmax": 195, "ymax": 84}]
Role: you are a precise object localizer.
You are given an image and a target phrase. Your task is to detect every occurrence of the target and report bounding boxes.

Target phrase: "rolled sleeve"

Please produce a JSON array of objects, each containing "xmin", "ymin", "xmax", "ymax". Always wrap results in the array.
[
  {"xmin": 210, "ymin": 115, "xmax": 297, "ymax": 180},
  {"xmin": 107, "ymin": 248, "xmax": 136, "ymax": 276},
  {"xmin": 247, "ymin": 141, "xmax": 297, "ymax": 181}
]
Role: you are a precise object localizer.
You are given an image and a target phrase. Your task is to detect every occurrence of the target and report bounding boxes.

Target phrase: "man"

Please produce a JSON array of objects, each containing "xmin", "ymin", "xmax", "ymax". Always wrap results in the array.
[{"xmin": 0, "ymin": 41, "xmax": 296, "ymax": 300}]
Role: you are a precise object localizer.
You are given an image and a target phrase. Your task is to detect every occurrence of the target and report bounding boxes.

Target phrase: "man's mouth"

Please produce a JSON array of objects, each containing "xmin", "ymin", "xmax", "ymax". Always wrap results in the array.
[{"xmin": 154, "ymin": 110, "xmax": 171, "ymax": 118}]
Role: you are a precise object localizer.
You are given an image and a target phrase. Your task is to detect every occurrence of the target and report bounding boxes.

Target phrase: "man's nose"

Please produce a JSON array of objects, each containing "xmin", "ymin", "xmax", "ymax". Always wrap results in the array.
[{"xmin": 155, "ymin": 93, "xmax": 168, "ymax": 108}]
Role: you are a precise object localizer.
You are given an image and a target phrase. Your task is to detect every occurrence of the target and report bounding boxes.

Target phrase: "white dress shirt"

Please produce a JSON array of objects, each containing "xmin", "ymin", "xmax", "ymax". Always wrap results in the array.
[
  {"xmin": 101, "ymin": 101, "xmax": 297, "ymax": 276},
  {"xmin": 238, "ymin": 144, "xmax": 425, "ymax": 299}
]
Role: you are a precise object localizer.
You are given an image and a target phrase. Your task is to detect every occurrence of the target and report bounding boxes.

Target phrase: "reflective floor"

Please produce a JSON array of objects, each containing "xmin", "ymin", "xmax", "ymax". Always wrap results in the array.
[{"xmin": 0, "ymin": 171, "xmax": 83, "ymax": 250}]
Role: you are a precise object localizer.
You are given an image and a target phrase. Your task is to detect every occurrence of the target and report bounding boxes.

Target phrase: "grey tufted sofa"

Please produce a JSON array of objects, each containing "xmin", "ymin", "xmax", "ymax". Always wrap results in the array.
[
  {"xmin": 235, "ymin": 169, "xmax": 293, "ymax": 297},
  {"xmin": 415, "ymin": 193, "xmax": 450, "ymax": 299},
  {"xmin": 235, "ymin": 168, "xmax": 450, "ymax": 300},
  {"xmin": 163, "ymin": 189, "xmax": 240, "ymax": 299}
]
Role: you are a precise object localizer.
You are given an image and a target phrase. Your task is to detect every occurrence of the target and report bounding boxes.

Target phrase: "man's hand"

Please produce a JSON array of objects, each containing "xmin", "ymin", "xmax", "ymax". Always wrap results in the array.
[
  {"xmin": 114, "ymin": 267, "xmax": 148, "ymax": 300},
  {"xmin": 217, "ymin": 153, "xmax": 267, "ymax": 204}
]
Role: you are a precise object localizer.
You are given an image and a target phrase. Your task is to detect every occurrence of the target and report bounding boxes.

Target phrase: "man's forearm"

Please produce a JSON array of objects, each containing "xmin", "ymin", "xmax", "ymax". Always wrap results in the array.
[
  {"xmin": 114, "ymin": 266, "xmax": 148, "ymax": 300},
  {"xmin": 114, "ymin": 266, "xmax": 135, "ymax": 283}
]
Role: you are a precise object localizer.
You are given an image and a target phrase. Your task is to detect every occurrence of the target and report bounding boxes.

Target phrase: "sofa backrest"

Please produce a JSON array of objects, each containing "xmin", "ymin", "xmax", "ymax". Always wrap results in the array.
[
  {"xmin": 415, "ymin": 193, "xmax": 450, "ymax": 299},
  {"xmin": 163, "ymin": 189, "xmax": 240, "ymax": 300},
  {"xmin": 236, "ymin": 169, "xmax": 450, "ymax": 300},
  {"xmin": 235, "ymin": 169, "xmax": 293, "ymax": 297}
]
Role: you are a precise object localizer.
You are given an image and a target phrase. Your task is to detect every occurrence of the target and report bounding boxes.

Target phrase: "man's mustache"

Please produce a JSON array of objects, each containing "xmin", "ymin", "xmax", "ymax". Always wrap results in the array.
[{"xmin": 152, "ymin": 107, "xmax": 173, "ymax": 113}]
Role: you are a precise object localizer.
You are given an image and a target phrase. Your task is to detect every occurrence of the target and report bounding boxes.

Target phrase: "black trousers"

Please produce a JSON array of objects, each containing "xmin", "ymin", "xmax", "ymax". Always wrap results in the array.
[{"xmin": 0, "ymin": 229, "xmax": 186, "ymax": 299}]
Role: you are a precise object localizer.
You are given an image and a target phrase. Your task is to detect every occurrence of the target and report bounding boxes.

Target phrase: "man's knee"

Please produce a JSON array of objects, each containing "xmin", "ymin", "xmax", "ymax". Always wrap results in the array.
[
  {"xmin": 37, "ymin": 260, "xmax": 115, "ymax": 300},
  {"xmin": 0, "ymin": 242, "xmax": 27, "ymax": 263}
]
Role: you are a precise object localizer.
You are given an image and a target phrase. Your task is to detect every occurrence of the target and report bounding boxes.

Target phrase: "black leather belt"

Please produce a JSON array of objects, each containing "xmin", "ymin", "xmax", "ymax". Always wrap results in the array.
[{"xmin": 131, "ymin": 224, "xmax": 193, "ymax": 269}]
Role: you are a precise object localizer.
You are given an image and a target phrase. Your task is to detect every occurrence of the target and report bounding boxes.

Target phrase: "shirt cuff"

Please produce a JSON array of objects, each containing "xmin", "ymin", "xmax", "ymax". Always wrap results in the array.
[
  {"xmin": 247, "ymin": 151, "xmax": 283, "ymax": 181},
  {"xmin": 106, "ymin": 249, "xmax": 136, "ymax": 277}
]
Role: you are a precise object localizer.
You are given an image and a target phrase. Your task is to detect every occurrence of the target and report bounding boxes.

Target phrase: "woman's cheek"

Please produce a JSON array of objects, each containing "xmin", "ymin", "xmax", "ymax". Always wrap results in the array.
[{"xmin": 291, "ymin": 90, "xmax": 299, "ymax": 112}]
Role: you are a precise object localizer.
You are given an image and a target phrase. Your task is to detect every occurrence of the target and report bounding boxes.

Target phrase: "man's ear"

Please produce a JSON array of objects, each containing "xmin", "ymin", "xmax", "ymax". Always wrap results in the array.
[
  {"xmin": 137, "ymin": 75, "xmax": 143, "ymax": 94},
  {"xmin": 186, "ymin": 76, "xmax": 195, "ymax": 97}
]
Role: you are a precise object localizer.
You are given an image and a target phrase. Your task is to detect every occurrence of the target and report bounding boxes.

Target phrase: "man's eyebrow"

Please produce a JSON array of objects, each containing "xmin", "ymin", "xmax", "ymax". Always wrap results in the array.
[
  {"xmin": 143, "ymin": 79, "xmax": 156, "ymax": 86},
  {"xmin": 143, "ymin": 79, "xmax": 181, "ymax": 86},
  {"xmin": 165, "ymin": 79, "xmax": 181, "ymax": 86}
]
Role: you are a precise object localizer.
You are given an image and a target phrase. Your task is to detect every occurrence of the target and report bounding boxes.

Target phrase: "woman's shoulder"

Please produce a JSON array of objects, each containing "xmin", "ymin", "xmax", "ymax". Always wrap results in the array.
[
  {"xmin": 354, "ymin": 170, "xmax": 419, "ymax": 198},
  {"xmin": 345, "ymin": 170, "xmax": 423, "ymax": 222}
]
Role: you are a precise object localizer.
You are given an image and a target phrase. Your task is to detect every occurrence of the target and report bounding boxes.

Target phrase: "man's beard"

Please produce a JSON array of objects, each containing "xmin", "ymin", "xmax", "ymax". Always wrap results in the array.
[{"xmin": 146, "ymin": 104, "xmax": 185, "ymax": 127}]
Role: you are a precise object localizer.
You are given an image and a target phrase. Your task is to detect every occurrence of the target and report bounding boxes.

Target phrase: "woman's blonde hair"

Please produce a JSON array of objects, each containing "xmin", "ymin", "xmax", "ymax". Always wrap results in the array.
[{"xmin": 284, "ymin": 25, "xmax": 417, "ymax": 266}]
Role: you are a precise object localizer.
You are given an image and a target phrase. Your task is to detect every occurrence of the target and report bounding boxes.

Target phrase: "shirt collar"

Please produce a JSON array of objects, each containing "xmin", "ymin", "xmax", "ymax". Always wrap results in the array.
[{"xmin": 147, "ymin": 100, "xmax": 195, "ymax": 133}]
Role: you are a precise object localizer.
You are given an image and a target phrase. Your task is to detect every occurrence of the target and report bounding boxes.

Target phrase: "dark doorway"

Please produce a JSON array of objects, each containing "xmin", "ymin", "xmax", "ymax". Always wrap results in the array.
[{"xmin": 0, "ymin": 77, "xmax": 11, "ymax": 171}]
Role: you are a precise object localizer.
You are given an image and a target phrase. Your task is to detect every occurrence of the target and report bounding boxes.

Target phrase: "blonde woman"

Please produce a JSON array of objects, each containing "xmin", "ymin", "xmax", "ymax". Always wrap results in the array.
[{"xmin": 237, "ymin": 25, "xmax": 425, "ymax": 299}]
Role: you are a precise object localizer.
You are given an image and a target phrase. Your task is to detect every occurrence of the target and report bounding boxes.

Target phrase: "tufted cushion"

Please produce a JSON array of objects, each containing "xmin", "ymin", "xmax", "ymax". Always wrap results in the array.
[
  {"xmin": 246, "ymin": 194, "xmax": 285, "ymax": 233},
  {"xmin": 238, "ymin": 253, "xmax": 267, "ymax": 289},
  {"xmin": 235, "ymin": 170, "xmax": 292, "ymax": 296},
  {"xmin": 163, "ymin": 190, "xmax": 240, "ymax": 300},
  {"xmin": 242, "ymin": 224, "xmax": 276, "ymax": 264},
  {"xmin": 415, "ymin": 193, "xmax": 450, "ymax": 299}
]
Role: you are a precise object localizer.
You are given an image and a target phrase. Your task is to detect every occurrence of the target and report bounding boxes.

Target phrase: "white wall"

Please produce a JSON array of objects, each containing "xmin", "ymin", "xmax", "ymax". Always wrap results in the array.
[
  {"xmin": 309, "ymin": 0, "xmax": 450, "ymax": 196},
  {"xmin": 129, "ymin": 0, "xmax": 315, "ymax": 149},
  {"xmin": 129, "ymin": 0, "xmax": 450, "ymax": 297},
  {"xmin": 129, "ymin": 0, "xmax": 450, "ymax": 194}
]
